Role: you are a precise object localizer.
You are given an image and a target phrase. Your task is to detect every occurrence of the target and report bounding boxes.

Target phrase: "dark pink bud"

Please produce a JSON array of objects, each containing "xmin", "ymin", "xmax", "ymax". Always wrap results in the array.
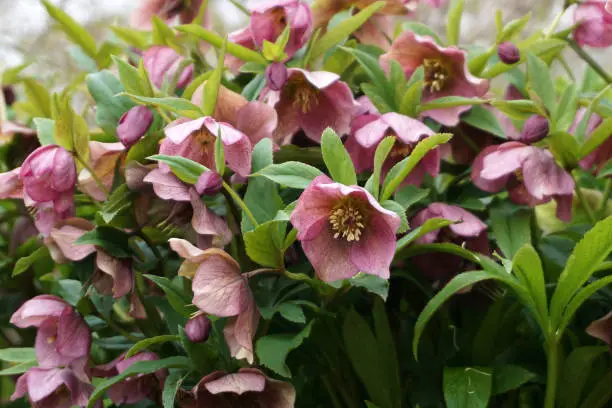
[
  {"xmin": 521, "ymin": 115, "xmax": 549, "ymax": 144},
  {"xmin": 498, "ymin": 42, "xmax": 521, "ymax": 64},
  {"xmin": 195, "ymin": 171, "xmax": 223, "ymax": 196},
  {"xmin": 117, "ymin": 106, "xmax": 154, "ymax": 148},
  {"xmin": 185, "ymin": 315, "xmax": 211, "ymax": 343},
  {"xmin": 20, "ymin": 145, "xmax": 77, "ymax": 203},
  {"xmin": 265, "ymin": 62, "xmax": 288, "ymax": 91}
]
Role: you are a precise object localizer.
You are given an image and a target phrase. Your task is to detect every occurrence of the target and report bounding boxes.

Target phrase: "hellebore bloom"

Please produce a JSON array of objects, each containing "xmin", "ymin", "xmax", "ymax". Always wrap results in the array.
[
  {"xmin": 20, "ymin": 145, "xmax": 76, "ymax": 204},
  {"xmin": 228, "ymin": 0, "xmax": 312, "ymax": 71},
  {"xmin": 346, "ymin": 111, "xmax": 439, "ymax": 186},
  {"xmin": 570, "ymin": 109, "xmax": 612, "ymax": 175},
  {"xmin": 183, "ymin": 368, "xmax": 296, "ymax": 408},
  {"xmin": 380, "ymin": 31, "xmax": 489, "ymax": 126},
  {"xmin": 185, "ymin": 314, "xmax": 212, "ymax": 343},
  {"xmin": 78, "ymin": 142, "xmax": 125, "ymax": 201},
  {"xmin": 93, "ymin": 352, "xmax": 166, "ymax": 405},
  {"xmin": 587, "ymin": 311, "xmax": 612, "ymax": 349},
  {"xmin": 260, "ymin": 68, "xmax": 358, "ymax": 144},
  {"xmin": 118, "ymin": 106, "xmax": 154, "ymax": 148},
  {"xmin": 497, "ymin": 42, "xmax": 520, "ymax": 64},
  {"xmin": 160, "ymin": 117, "xmax": 252, "ymax": 177},
  {"xmin": 131, "ymin": 0, "xmax": 204, "ymax": 29},
  {"xmin": 471, "ymin": 142, "xmax": 575, "ymax": 222},
  {"xmin": 169, "ymin": 240, "xmax": 259, "ymax": 363},
  {"xmin": 410, "ymin": 203, "xmax": 489, "ymax": 282},
  {"xmin": 290, "ymin": 175, "xmax": 401, "ymax": 281},
  {"xmin": 11, "ymin": 367, "xmax": 93, "ymax": 408},
  {"xmin": 573, "ymin": 2, "xmax": 612, "ymax": 48},
  {"xmin": 143, "ymin": 46, "xmax": 194, "ymax": 90}
]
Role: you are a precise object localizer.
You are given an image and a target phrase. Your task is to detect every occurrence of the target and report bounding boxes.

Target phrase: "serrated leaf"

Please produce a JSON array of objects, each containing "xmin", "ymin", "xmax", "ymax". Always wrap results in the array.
[{"xmin": 256, "ymin": 323, "xmax": 312, "ymax": 378}]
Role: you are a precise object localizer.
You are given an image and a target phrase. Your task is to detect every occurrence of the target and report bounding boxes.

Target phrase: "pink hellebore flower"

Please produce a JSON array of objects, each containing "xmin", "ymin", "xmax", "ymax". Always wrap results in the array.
[
  {"xmin": 20, "ymin": 145, "xmax": 76, "ymax": 205},
  {"xmin": 587, "ymin": 311, "xmax": 612, "ymax": 349},
  {"xmin": 0, "ymin": 168, "xmax": 24, "ymax": 199},
  {"xmin": 169, "ymin": 240, "xmax": 259, "ymax": 363},
  {"xmin": 78, "ymin": 142, "xmax": 125, "ymax": 201},
  {"xmin": 380, "ymin": 31, "xmax": 489, "ymax": 126},
  {"xmin": 143, "ymin": 46, "xmax": 194, "ymax": 90},
  {"xmin": 290, "ymin": 175, "xmax": 401, "ymax": 282},
  {"xmin": 471, "ymin": 142, "xmax": 575, "ymax": 222},
  {"xmin": 160, "ymin": 116, "xmax": 252, "ymax": 177},
  {"xmin": 346, "ymin": 111, "xmax": 439, "ymax": 186},
  {"xmin": 182, "ymin": 368, "xmax": 295, "ymax": 408},
  {"xmin": 93, "ymin": 352, "xmax": 166, "ymax": 405},
  {"xmin": 131, "ymin": 0, "xmax": 204, "ymax": 29},
  {"xmin": 410, "ymin": 203, "xmax": 489, "ymax": 282},
  {"xmin": 573, "ymin": 2, "xmax": 612, "ymax": 48},
  {"xmin": 570, "ymin": 109, "xmax": 612, "ymax": 175},
  {"xmin": 11, "ymin": 367, "xmax": 94, "ymax": 408},
  {"xmin": 260, "ymin": 68, "xmax": 358, "ymax": 144}
]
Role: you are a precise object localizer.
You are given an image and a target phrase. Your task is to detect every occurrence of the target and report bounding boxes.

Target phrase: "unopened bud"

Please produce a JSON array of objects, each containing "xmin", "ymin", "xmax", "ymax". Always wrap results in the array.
[
  {"xmin": 498, "ymin": 42, "xmax": 521, "ymax": 65},
  {"xmin": 195, "ymin": 171, "xmax": 223, "ymax": 196},
  {"xmin": 266, "ymin": 62, "xmax": 288, "ymax": 91},
  {"xmin": 521, "ymin": 115, "xmax": 549, "ymax": 144},
  {"xmin": 117, "ymin": 106, "xmax": 154, "ymax": 148},
  {"xmin": 185, "ymin": 315, "xmax": 211, "ymax": 343}
]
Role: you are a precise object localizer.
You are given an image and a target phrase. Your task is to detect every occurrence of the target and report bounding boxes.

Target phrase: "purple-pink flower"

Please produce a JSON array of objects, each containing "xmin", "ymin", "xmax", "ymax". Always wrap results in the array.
[
  {"xmin": 260, "ymin": 68, "xmax": 358, "ymax": 144},
  {"xmin": 471, "ymin": 142, "xmax": 575, "ymax": 222},
  {"xmin": 380, "ymin": 31, "xmax": 489, "ymax": 126},
  {"xmin": 570, "ymin": 109, "xmax": 612, "ymax": 176},
  {"xmin": 78, "ymin": 142, "xmax": 125, "ymax": 201},
  {"xmin": 573, "ymin": 1, "xmax": 612, "ymax": 48},
  {"xmin": 290, "ymin": 175, "xmax": 401, "ymax": 281},
  {"xmin": 143, "ymin": 46, "xmax": 194, "ymax": 90},
  {"xmin": 20, "ymin": 145, "xmax": 76, "ymax": 205},
  {"xmin": 11, "ymin": 367, "xmax": 94, "ymax": 408},
  {"xmin": 130, "ymin": 0, "xmax": 204, "ymax": 29}
]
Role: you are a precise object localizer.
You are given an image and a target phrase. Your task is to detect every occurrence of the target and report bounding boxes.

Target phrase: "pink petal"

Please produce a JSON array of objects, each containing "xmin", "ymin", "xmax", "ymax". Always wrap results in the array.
[
  {"xmin": 236, "ymin": 101, "xmax": 278, "ymax": 145},
  {"xmin": 479, "ymin": 142, "xmax": 531, "ymax": 181},
  {"xmin": 143, "ymin": 168, "xmax": 191, "ymax": 201},
  {"xmin": 96, "ymin": 251, "xmax": 133, "ymax": 298},
  {"xmin": 49, "ymin": 222, "xmax": 96, "ymax": 262},
  {"xmin": 202, "ymin": 118, "xmax": 252, "ymax": 177},
  {"xmin": 522, "ymin": 147, "xmax": 575, "ymax": 200},
  {"xmin": 204, "ymin": 371, "xmax": 266, "ymax": 395},
  {"xmin": 301, "ymin": 228, "xmax": 359, "ymax": 281},
  {"xmin": 10, "ymin": 295, "xmax": 69, "ymax": 328},
  {"xmin": 223, "ymin": 302, "xmax": 259, "ymax": 364},
  {"xmin": 290, "ymin": 175, "xmax": 337, "ymax": 241},
  {"xmin": 190, "ymin": 189, "xmax": 232, "ymax": 245},
  {"xmin": 0, "ymin": 168, "xmax": 24, "ymax": 199},
  {"xmin": 350, "ymin": 215, "xmax": 397, "ymax": 279},
  {"xmin": 587, "ymin": 311, "xmax": 612, "ymax": 346}
]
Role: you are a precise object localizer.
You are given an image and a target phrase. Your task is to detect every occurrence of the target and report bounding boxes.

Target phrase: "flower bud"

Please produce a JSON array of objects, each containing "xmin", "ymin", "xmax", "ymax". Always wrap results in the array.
[
  {"xmin": 185, "ymin": 315, "xmax": 211, "ymax": 343},
  {"xmin": 20, "ymin": 145, "xmax": 77, "ymax": 203},
  {"xmin": 195, "ymin": 171, "xmax": 223, "ymax": 196},
  {"xmin": 521, "ymin": 115, "xmax": 549, "ymax": 144},
  {"xmin": 498, "ymin": 42, "xmax": 520, "ymax": 64},
  {"xmin": 117, "ymin": 106, "xmax": 154, "ymax": 148},
  {"xmin": 265, "ymin": 62, "xmax": 288, "ymax": 91}
]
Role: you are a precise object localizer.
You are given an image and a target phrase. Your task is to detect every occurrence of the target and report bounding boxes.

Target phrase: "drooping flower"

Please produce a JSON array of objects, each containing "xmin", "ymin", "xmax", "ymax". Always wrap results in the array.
[
  {"xmin": 143, "ymin": 46, "xmax": 194, "ymax": 90},
  {"xmin": 346, "ymin": 110, "xmax": 439, "ymax": 186},
  {"xmin": 573, "ymin": 2, "xmax": 612, "ymax": 48},
  {"xmin": 77, "ymin": 142, "xmax": 125, "ymax": 201},
  {"xmin": 570, "ymin": 109, "xmax": 612, "ymax": 176},
  {"xmin": 260, "ymin": 68, "xmax": 358, "ymax": 144},
  {"xmin": 169, "ymin": 240, "xmax": 259, "ymax": 363},
  {"xmin": 290, "ymin": 175, "xmax": 401, "ymax": 281},
  {"xmin": 11, "ymin": 367, "xmax": 94, "ymax": 408},
  {"xmin": 93, "ymin": 352, "xmax": 167, "ymax": 405},
  {"xmin": 130, "ymin": 0, "xmax": 204, "ymax": 29},
  {"xmin": 118, "ymin": 106, "xmax": 154, "ymax": 148},
  {"xmin": 380, "ymin": 31, "xmax": 489, "ymax": 126},
  {"xmin": 410, "ymin": 203, "xmax": 489, "ymax": 282},
  {"xmin": 471, "ymin": 142, "xmax": 575, "ymax": 222},
  {"xmin": 227, "ymin": 0, "xmax": 312, "ymax": 71},
  {"xmin": 587, "ymin": 311, "xmax": 612, "ymax": 348},
  {"xmin": 181, "ymin": 368, "xmax": 295, "ymax": 408},
  {"xmin": 20, "ymin": 145, "xmax": 76, "ymax": 205}
]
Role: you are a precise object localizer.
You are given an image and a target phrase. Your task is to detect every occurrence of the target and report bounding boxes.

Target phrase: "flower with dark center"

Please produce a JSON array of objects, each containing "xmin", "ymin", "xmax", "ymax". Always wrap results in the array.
[{"xmin": 423, "ymin": 58, "xmax": 450, "ymax": 92}]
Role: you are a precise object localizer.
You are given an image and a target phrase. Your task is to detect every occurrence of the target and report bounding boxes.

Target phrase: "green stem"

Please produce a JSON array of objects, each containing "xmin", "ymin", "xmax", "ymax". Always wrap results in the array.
[
  {"xmin": 222, "ymin": 181, "xmax": 258, "ymax": 227},
  {"xmin": 599, "ymin": 179, "xmax": 611, "ymax": 219},
  {"xmin": 75, "ymin": 155, "xmax": 110, "ymax": 197},
  {"xmin": 544, "ymin": 339, "xmax": 560, "ymax": 408},
  {"xmin": 567, "ymin": 39, "xmax": 612, "ymax": 84},
  {"xmin": 575, "ymin": 184, "xmax": 597, "ymax": 224}
]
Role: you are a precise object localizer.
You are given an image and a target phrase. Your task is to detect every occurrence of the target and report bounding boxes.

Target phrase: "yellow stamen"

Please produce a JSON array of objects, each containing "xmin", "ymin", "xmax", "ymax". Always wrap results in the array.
[
  {"xmin": 329, "ymin": 198, "xmax": 367, "ymax": 242},
  {"xmin": 47, "ymin": 336, "xmax": 56, "ymax": 344},
  {"xmin": 423, "ymin": 58, "xmax": 450, "ymax": 93},
  {"xmin": 389, "ymin": 142, "xmax": 414, "ymax": 159},
  {"xmin": 192, "ymin": 127, "xmax": 216, "ymax": 152},
  {"xmin": 284, "ymin": 75, "xmax": 320, "ymax": 113}
]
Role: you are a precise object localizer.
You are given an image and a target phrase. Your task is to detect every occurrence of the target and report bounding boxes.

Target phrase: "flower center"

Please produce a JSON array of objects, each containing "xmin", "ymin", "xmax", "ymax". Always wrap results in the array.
[
  {"xmin": 270, "ymin": 6, "xmax": 288, "ymax": 28},
  {"xmin": 329, "ymin": 198, "xmax": 367, "ymax": 242},
  {"xmin": 388, "ymin": 141, "xmax": 414, "ymax": 159},
  {"xmin": 285, "ymin": 75, "xmax": 319, "ymax": 113},
  {"xmin": 47, "ymin": 335, "xmax": 56, "ymax": 344},
  {"xmin": 192, "ymin": 127, "xmax": 216, "ymax": 152},
  {"xmin": 423, "ymin": 58, "xmax": 450, "ymax": 93}
]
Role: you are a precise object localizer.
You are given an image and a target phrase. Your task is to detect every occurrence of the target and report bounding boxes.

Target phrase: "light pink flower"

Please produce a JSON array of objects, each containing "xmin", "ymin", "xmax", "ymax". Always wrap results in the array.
[
  {"xmin": 130, "ymin": 0, "xmax": 204, "ymax": 29},
  {"xmin": 78, "ymin": 142, "xmax": 125, "ymax": 201},
  {"xmin": 143, "ymin": 46, "xmax": 194, "ymax": 90},
  {"xmin": 11, "ymin": 367, "xmax": 94, "ymax": 408},
  {"xmin": 587, "ymin": 311, "xmax": 612, "ymax": 348},
  {"xmin": 346, "ymin": 111, "xmax": 439, "ymax": 186},
  {"xmin": 20, "ymin": 145, "xmax": 76, "ymax": 204},
  {"xmin": 160, "ymin": 117, "xmax": 252, "ymax": 177},
  {"xmin": 169, "ymin": 240, "xmax": 259, "ymax": 363},
  {"xmin": 570, "ymin": 109, "xmax": 612, "ymax": 175},
  {"xmin": 380, "ymin": 31, "xmax": 489, "ymax": 126},
  {"xmin": 10, "ymin": 295, "xmax": 71, "ymax": 328},
  {"xmin": 290, "ymin": 175, "xmax": 401, "ymax": 281},
  {"xmin": 0, "ymin": 168, "xmax": 24, "ymax": 199},
  {"xmin": 260, "ymin": 68, "xmax": 358, "ymax": 143},
  {"xmin": 573, "ymin": 2, "xmax": 612, "ymax": 48},
  {"xmin": 184, "ymin": 368, "xmax": 295, "ymax": 408},
  {"xmin": 471, "ymin": 142, "xmax": 575, "ymax": 221}
]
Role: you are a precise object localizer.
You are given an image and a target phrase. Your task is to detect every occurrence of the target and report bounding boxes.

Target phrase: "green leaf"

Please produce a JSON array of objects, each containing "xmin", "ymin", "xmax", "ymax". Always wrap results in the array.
[
  {"xmin": 381, "ymin": 133, "xmax": 452, "ymax": 201},
  {"xmin": 461, "ymin": 105, "xmax": 505, "ymax": 138},
  {"xmin": 527, "ymin": 52, "xmax": 556, "ymax": 114},
  {"xmin": 350, "ymin": 273, "xmax": 389, "ymax": 301},
  {"xmin": 214, "ymin": 129, "xmax": 225, "ymax": 175},
  {"xmin": 446, "ymin": 0, "xmax": 465, "ymax": 46},
  {"xmin": 310, "ymin": 2, "xmax": 386, "ymax": 61},
  {"xmin": 399, "ymin": 66, "xmax": 424, "ymax": 118},
  {"xmin": 244, "ymin": 220, "xmax": 287, "ymax": 268},
  {"xmin": 367, "ymin": 136, "xmax": 395, "ymax": 199},
  {"xmin": 255, "ymin": 161, "xmax": 324, "ymax": 189},
  {"xmin": 372, "ymin": 300, "xmax": 401, "ymax": 408},
  {"xmin": 0, "ymin": 348, "xmax": 36, "ymax": 363},
  {"xmin": 86, "ymin": 71, "xmax": 134, "ymax": 138},
  {"xmin": 498, "ymin": 13, "xmax": 531, "ymax": 43},
  {"xmin": 321, "ymin": 127, "xmax": 357, "ymax": 186},
  {"xmin": 23, "ymin": 78, "xmax": 52, "ymax": 118},
  {"xmin": 114, "ymin": 56, "xmax": 150, "ymax": 96},
  {"xmin": 419, "ymin": 97, "xmax": 487, "ymax": 112},
  {"xmin": 144, "ymin": 275, "xmax": 193, "ymax": 317},
  {"xmin": 148, "ymin": 154, "xmax": 208, "ymax": 184},
  {"xmin": 492, "ymin": 365, "xmax": 536, "ymax": 395},
  {"xmin": 490, "ymin": 206, "xmax": 531, "ymax": 258},
  {"xmin": 42, "ymin": 0, "xmax": 98, "ymax": 59},
  {"xmin": 394, "ymin": 185, "xmax": 429, "ymax": 210},
  {"xmin": 152, "ymin": 15, "xmax": 181, "ymax": 49},
  {"xmin": 125, "ymin": 335, "xmax": 180, "ymax": 358},
  {"xmin": 579, "ymin": 371, "xmax": 612, "ymax": 408},
  {"xmin": 341, "ymin": 47, "xmax": 393, "ymax": 107},
  {"xmin": 362, "ymin": 83, "xmax": 394, "ymax": 113},
  {"xmin": 512, "ymin": 245, "xmax": 548, "ymax": 330},
  {"xmin": 395, "ymin": 218, "xmax": 454, "ymax": 254},
  {"xmin": 99, "ymin": 184, "xmax": 134, "ymax": 224},
  {"xmin": 548, "ymin": 130, "xmax": 580, "ymax": 168},
  {"xmin": 444, "ymin": 367, "xmax": 492, "ymax": 408},
  {"xmin": 75, "ymin": 226, "xmax": 131, "ymax": 259},
  {"xmin": 110, "ymin": 26, "xmax": 150, "ymax": 49},
  {"xmin": 559, "ymin": 346, "xmax": 608, "ymax": 408},
  {"xmin": 163, "ymin": 369, "xmax": 187, "ymax": 408},
  {"xmin": 579, "ymin": 117, "xmax": 612, "ymax": 159},
  {"xmin": 177, "ymin": 25, "xmax": 268, "ymax": 65},
  {"xmin": 491, "ymin": 99, "xmax": 541, "ymax": 120},
  {"xmin": 202, "ymin": 37, "xmax": 227, "ymax": 116},
  {"xmin": 553, "ymin": 83, "xmax": 580, "ymax": 132},
  {"xmin": 550, "ymin": 216, "xmax": 612, "ymax": 330},
  {"xmin": 382, "ymin": 200, "xmax": 409, "ymax": 234},
  {"xmin": 33, "ymin": 118, "xmax": 56, "ymax": 145},
  {"xmin": 124, "ymin": 94, "xmax": 202, "ymax": 119},
  {"xmin": 53, "ymin": 96, "xmax": 90, "ymax": 161},
  {"xmin": 556, "ymin": 275, "xmax": 612, "ymax": 336},
  {"xmin": 13, "ymin": 246, "xmax": 50, "ymax": 277},
  {"xmin": 401, "ymin": 23, "xmax": 443, "ymax": 45},
  {"xmin": 278, "ymin": 303, "xmax": 306, "ymax": 324},
  {"xmin": 87, "ymin": 356, "xmax": 191, "ymax": 408},
  {"xmin": 0, "ymin": 361, "xmax": 37, "ymax": 376},
  {"xmin": 256, "ymin": 323, "xmax": 312, "ymax": 378},
  {"xmin": 242, "ymin": 74, "xmax": 267, "ymax": 101}
]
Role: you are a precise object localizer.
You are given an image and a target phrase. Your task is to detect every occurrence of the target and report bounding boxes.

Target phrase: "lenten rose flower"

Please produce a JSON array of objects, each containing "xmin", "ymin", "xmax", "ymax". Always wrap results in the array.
[
  {"xmin": 181, "ymin": 368, "xmax": 295, "ymax": 408},
  {"xmin": 471, "ymin": 142, "xmax": 575, "ymax": 222},
  {"xmin": 160, "ymin": 117, "xmax": 252, "ymax": 177},
  {"xmin": 380, "ymin": 31, "xmax": 489, "ymax": 126},
  {"xmin": 290, "ymin": 175, "xmax": 401, "ymax": 281},
  {"xmin": 346, "ymin": 111, "xmax": 439, "ymax": 186},
  {"xmin": 11, "ymin": 367, "xmax": 94, "ymax": 408},
  {"xmin": 410, "ymin": 203, "xmax": 489, "ymax": 282},
  {"xmin": 570, "ymin": 109, "xmax": 612, "ymax": 176},
  {"xmin": 78, "ymin": 142, "xmax": 125, "ymax": 201},
  {"xmin": 143, "ymin": 46, "xmax": 194, "ymax": 90},
  {"xmin": 169, "ymin": 240, "xmax": 259, "ymax": 363},
  {"xmin": 573, "ymin": 2, "xmax": 612, "ymax": 48},
  {"xmin": 587, "ymin": 311, "xmax": 612, "ymax": 349},
  {"xmin": 130, "ymin": 0, "xmax": 204, "ymax": 29},
  {"xmin": 260, "ymin": 68, "xmax": 358, "ymax": 144},
  {"xmin": 20, "ymin": 145, "xmax": 76, "ymax": 204}
]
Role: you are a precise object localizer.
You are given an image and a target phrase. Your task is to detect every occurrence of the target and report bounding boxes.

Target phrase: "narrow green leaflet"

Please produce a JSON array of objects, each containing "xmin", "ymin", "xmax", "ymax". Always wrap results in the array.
[
  {"xmin": 527, "ymin": 52, "xmax": 556, "ymax": 114},
  {"xmin": 321, "ymin": 127, "xmax": 357, "ymax": 186},
  {"xmin": 512, "ymin": 245, "xmax": 548, "ymax": 329},
  {"xmin": 395, "ymin": 218, "xmax": 454, "ymax": 253},
  {"xmin": 255, "ymin": 161, "xmax": 324, "ymax": 189},
  {"xmin": 553, "ymin": 83, "xmax": 580, "ymax": 132},
  {"xmin": 256, "ymin": 323, "xmax": 312, "ymax": 378},
  {"xmin": 163, "ymin": 370, "xmax": 188, "ymax": 408},
  {"xmin": 341, "ymin": 47, "xmax": 393, "ymax": 107},
  {"xmin": 110, "ymin": 26, "xmax": 150, "ymax": 49},
  {"xmin": 444, "ymin": 367, "xmax": 492, "ymax": 408},
  {"xmin": 579, "ymin": 117, "xmax": 612, "ymax": 159},
  {"xmin": 125, "ymin": 335, "xmax": 180, "ymax": 358},
  {"xmin": 0, "ymin": 361, "xmax": 38, "ymax": 376},
  {"xmin": 366, "ymin": 136, "xmax": 395, "ymax": 199},
  {"xmin": 13, "ymin": 246, "xmax": 50, "ymax": 277},
  {"xmin": 113, "ymin": 56, "xmax": 150, "ymax": 96},
  {"xmin": 42, "ymin": 0, "xmax": 98, "ymax": 60},
  {"xmin": 148, "ymin": 154, "xmax": 208, "ymax": 184},
  {"xmin": 491, "ymin": 365, "xmax": 536, "ymax": 395},
  {"xmin": 446, "ymin": 0, "xmax": 465, "ymax": 46},
  {"xmin": 559, "ymin": 346, "xmax": 608, "ymax": 408},
  {"xmin": 124, "ymin": 94, "xmax": 202, "ymax": 118},
  {"xmin": 419, "ymin": 97, "xmax": 487, "ymax": 112},
  {"xmin": 462, "ymin": 105, "xmax": 505, "ymax": 138},
  {"xmin": 76, "ymin": 226, "xmax": 131, "ymax": 259},
  {"xmin": 490, "ymin": 206, "xmax": 531, "ymax": 258},
  {"xmin": 0, "ymin": 348, "xmax": 36, "ymax": 363},
  {"xmin": 556, "ymin": 275, "xmax": 612, "ymax": 336}
]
